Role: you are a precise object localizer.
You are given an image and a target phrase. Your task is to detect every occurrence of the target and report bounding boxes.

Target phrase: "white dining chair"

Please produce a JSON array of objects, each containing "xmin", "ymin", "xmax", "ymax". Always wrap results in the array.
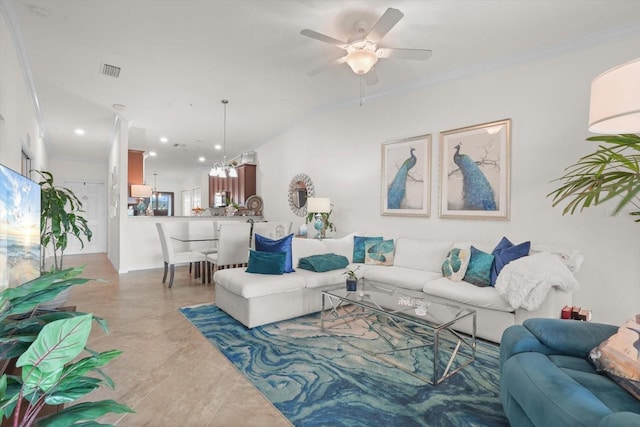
[
  {"xmin": 206, "ymin": 222, "xmax": 252, "ymax": 282},
  {"xmin": 251, "ymin": 221, "xmax": 292, "ymax": 248},
  {"xmin": 156, "ymin": 222, "xmax": 207, "ymax": 288}
]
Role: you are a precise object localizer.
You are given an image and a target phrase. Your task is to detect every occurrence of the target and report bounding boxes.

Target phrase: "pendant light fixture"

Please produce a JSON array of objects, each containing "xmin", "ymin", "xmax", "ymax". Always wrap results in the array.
[{"xmin": 209, "ymin": 99, "xmax": 237, "ymax": 178}]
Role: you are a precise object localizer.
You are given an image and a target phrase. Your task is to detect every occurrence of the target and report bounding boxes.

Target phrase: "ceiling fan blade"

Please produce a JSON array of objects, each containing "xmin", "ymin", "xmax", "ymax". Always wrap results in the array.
[
  {"xmin": 364, "ymin": 8, "xmax": 404, "ymax": 43},
  {"xmin": 363, "ymin": 68, "xmax": 379, "ymax": 86},
  {"xmin": 377, "ymin": 48, "xmax": 432, "ymax": 61},
  {"xmin": 306, "ymin": 56, "xmax": 347, "ymax": 76},
  {"xmin": 300, "ymin": 29, "xmax": 347, "ymax": 48}
]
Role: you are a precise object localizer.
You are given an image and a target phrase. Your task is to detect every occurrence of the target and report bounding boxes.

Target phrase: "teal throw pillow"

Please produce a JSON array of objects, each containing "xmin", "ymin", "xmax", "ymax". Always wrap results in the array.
[
  {"xmin": 490, "ymin": 237, "xmax": 530, "ymax": 286},
  {"xmin": 245, "ymin": 250, "xmax": 286, "ymax": 275},
  {"xmin": 463, "ymin": 246, "xmax": 495, "ymax": 287},
  {"xmin": 353, "ymin": 236, "xmax": 383, "ymax": 263},
  {"xmin": 364, "ymin": 239, "xmax": 395, "ymax": 266},
  {"xmin": 255, "ymin": 233, "xmax": 295, "ymax": 273},
  {"xmin": 441, "ymin": 247, "xmax": 471, "ymax": 281}
]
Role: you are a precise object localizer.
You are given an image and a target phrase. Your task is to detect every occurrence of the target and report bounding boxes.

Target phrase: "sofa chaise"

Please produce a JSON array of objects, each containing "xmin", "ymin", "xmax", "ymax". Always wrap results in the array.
[{"xmin": 213, "ymin": 233, "xmax": 578, "ymax": 343}]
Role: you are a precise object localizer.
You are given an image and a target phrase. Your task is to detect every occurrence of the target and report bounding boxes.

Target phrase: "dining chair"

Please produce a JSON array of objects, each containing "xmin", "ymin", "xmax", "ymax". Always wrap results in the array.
[
  {"xmin": 206, "ymin": 222, "xmax": 252, "ymax": 282},
  {"xmin": 251, "ymin": 221, "xmax": 292, "ymax": 248},
  {"xmin": 156, "ymin": 222, "xmax": 207, "ymax": 288}
]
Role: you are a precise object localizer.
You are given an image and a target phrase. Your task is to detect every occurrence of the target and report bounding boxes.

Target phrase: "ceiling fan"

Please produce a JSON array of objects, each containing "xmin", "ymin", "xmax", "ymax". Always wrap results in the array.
[{"xmin": 300, "ymin": 7, "xmax": 432, "ymax": 85}]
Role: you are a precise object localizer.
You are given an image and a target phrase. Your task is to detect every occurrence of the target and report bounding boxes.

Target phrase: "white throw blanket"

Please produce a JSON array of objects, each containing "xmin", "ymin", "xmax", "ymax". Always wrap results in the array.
[{"xmin": 495, "ymin": 252, "xmax": 580, "ymax": 311}]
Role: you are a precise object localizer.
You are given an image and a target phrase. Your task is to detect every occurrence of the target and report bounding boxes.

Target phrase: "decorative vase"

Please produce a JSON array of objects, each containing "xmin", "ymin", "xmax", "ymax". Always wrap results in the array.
[{"xmin": 346, "ymin": 279, "xmax": 357, "ymax": 292}]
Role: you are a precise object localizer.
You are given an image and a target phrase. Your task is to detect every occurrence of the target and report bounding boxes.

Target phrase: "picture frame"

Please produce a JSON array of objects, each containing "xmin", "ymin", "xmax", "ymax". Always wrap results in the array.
[
  {"xmin": 439, "ymin": 119, "xmax": 511, "ymax": 220},
  {"xmin": 381, "ymin": 134, "xmax": 431, "ymax": 217}
]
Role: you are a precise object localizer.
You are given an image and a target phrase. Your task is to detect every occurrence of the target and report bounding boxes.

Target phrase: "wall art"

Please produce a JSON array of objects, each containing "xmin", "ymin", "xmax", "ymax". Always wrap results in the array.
[
  {"xmin": 439, "ymin": 119, "xmax": 511, "ymax": 220},
  {"xmin": 381, "ymin": 134, "xmax": 431, "ymax": 217}
]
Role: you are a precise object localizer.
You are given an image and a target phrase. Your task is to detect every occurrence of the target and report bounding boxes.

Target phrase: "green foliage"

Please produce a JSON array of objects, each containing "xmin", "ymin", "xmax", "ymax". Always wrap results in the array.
[
  {"xmin": 0, "ymin": 268, "xmax": 133, "ymax": 426},
  {"xmin": 548, "ymin": 134, "xmax": 640, "ymax": 221},
  {"xmin": 305, "ymin": 209, "xmax": 336, "ymax": 237},
  {"xmin": 342, "ymin": 266, "xmax": 360, "ymax": 281},
  {"xmin": 34, "ymin": 171, "xmax": 93, "ymax": 272}
]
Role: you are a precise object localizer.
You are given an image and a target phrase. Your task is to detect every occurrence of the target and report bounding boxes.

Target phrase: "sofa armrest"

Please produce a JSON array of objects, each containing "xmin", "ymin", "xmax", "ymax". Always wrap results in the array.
[
  {"xmin": 500, "ymin": 324, "xmax": 556, "ymax": 370},
  {"xmin": 599, "ymin": 412, "xmax": 640, "ymax": 426},
  {"xmin": 522, "ymin": 318, "xmax": 617, "ymax": 357}
]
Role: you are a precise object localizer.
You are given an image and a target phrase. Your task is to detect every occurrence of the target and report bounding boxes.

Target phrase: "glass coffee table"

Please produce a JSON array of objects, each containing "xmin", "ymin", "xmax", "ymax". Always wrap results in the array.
[{"xmin": 321, "ymin": 280, "xmax": 476, "ymax": 385}]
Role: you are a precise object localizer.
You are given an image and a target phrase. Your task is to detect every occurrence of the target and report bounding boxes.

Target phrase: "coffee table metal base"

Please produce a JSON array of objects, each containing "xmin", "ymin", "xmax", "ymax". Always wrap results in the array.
[{"xmin": 321, "ymin": 290, "xmax": 476, "ymax": 385}]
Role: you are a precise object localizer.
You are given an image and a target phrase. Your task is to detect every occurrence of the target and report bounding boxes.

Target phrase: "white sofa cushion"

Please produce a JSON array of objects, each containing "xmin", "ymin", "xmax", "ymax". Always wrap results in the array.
[
  {"xmin": 394, "ymin": 238, "xmax": 453, "ymax": 272},
  {"xmin": 423, "ymin": 277, "xmax": 513, "ymax": 312},
  {"xmin": 214, "ymin": 268, "xmax": 306, "ymax": 298},
  {"xmin": 296, "ymin": 268, "xmax": 348, "ymax": 289},
  {"xmin": 292, "ymin": 238, "xmax": 329, "ymax": 268},
  {"xmin": 323, "ymin": 232, "xmax": 358, "ymax": 263},
  {"xmin": 363, "ymin": 265, "xmax": 441, "ymax": 291}
]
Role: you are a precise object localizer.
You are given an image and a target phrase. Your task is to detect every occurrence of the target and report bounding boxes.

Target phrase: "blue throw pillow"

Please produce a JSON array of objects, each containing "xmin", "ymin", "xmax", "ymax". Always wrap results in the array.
[
  {"xmin": 463, "ymin": 246, "xmax": 494, "ymax": 287},
  {"xmin": 246, "ymin": 250, "xmax": 285, "ymax": 275},
  {"xmin": 255, "ymin": 233, "xmax": 295, "ymax": 273},
  {"xmin": 490, "ymin": 237, "xmax": 530, "ymax": 286},
  {"xmin": 353, "ymin": 236, "xmax": 383, "ymax": 263}
]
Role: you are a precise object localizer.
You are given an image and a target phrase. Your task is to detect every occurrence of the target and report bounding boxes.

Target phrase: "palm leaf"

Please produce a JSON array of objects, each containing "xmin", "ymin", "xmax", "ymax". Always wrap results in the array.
[{"xmin": 548, "ymin": 134, "xmax": 640, "ymax": 221}]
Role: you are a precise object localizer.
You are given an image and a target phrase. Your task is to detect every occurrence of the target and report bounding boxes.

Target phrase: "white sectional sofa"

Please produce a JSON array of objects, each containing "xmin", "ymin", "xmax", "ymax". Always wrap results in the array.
[{"xmin": 213, "ymin": 233, "xmax": 577, "ymax": 343}]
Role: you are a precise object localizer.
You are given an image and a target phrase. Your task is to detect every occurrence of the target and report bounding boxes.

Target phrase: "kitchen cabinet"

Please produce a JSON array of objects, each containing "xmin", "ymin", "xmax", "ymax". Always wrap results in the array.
[{"xmin": 209, "ymin": 164, "xmax": 256, "ymax": 207}]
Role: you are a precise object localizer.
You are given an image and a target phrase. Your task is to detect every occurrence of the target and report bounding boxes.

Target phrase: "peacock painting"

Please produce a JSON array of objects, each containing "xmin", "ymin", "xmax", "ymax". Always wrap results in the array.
[
  {"xmin": 387, "ymin": 147, "xmax": 417, "ymax": 209},
  {"xmin": 452, "ymin": 143, "xmax": 497, "ymax": 211}
]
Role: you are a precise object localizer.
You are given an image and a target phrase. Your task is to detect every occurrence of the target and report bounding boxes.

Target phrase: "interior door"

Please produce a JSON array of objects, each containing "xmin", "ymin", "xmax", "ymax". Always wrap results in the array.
[{"xmin": 62, "ymin": 181, "xmax": 107, "ymax": 254}]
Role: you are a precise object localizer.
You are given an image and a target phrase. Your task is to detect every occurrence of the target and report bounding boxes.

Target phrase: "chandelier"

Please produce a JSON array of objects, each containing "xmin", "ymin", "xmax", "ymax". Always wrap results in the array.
[{"xmin": 209, "ymin": 99, "xmax": 237, "ymax": 178}]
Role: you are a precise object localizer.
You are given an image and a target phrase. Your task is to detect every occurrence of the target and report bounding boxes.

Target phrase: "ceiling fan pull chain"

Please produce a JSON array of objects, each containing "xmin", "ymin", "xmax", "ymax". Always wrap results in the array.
[{"xmin": 359, "ymin": 76, "xmax": 365, "ymax": 107}]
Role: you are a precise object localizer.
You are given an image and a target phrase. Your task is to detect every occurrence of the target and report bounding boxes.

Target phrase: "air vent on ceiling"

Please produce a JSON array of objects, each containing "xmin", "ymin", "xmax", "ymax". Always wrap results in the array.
[{"xmin": 100, "ymin": 63, "xmax": 121, "ymax": 78}]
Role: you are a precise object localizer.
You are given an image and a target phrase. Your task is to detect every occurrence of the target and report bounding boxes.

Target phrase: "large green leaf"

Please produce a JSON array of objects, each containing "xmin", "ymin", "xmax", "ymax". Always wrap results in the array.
[
  {"xmin": 38, "ymin": 400, "xmax": 135, "ymax": 427},
  {"xmin": 17, "ymin": 314, "xmax": 92, "ymax": 376},
  {"xmin": 45, "ymin": 377, "xmax": 103, "ymax": 405}
]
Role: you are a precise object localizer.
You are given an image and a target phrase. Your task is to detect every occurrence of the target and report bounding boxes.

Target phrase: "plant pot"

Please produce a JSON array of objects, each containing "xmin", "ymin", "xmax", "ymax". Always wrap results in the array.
[{"xmin": 346, "ymin": 279, "xmax": 357, "ymax": 292}]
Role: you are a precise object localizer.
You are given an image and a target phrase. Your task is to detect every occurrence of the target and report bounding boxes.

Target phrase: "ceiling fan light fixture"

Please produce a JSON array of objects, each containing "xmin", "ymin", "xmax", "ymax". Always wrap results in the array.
[{"xmin": 345, "ymin": 49, "xmax": 379, "ymax": 75}]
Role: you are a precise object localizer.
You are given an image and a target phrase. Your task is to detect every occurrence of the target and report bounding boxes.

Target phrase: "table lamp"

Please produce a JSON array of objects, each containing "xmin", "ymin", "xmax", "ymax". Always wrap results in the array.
[{"xmin": 307, "ymin": 197, "xmax": 331, "ymax": 239}]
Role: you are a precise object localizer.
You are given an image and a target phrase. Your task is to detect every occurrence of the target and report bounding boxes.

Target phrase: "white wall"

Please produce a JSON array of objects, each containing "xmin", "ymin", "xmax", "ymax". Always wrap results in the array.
[
  {"xmin": 256, "ymin": 33, "xmax": 640, "ymax": 326},
  {"xmin": 0, "ymin": 5, "xmax": 46, "ymax": 173}
]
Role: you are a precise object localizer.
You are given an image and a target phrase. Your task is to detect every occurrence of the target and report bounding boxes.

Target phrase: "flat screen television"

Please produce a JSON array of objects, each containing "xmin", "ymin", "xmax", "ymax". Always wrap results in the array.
[{"xmin": 0, "ymin": 163, "xmax": 41, "ymax": 289}]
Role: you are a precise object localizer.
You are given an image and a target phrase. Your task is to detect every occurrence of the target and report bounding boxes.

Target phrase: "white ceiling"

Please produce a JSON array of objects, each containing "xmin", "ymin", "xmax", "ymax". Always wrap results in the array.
[{"xmin": 10, "ymin": 0, "xmax": 640, "ymax": 179}]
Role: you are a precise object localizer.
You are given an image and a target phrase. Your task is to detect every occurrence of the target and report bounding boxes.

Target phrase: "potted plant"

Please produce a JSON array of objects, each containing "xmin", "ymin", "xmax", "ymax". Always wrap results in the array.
[
  {"xmin": 548, "ymin": 134, "xmax": 640, "ymax": 221},
  {"xmin": 305, "ymin": 210, "xmax": 336, "ymax": 239},
  {"xmin": 0, "ymin": 267, "xmax": 133, "ymax": 426},
  {"xmin": 343, "ymin": 266, "xmax": 359, "ymax": 292},
  {"xmin": 34, "ymin": 171, "xmax": 93, "ymax": 272}
]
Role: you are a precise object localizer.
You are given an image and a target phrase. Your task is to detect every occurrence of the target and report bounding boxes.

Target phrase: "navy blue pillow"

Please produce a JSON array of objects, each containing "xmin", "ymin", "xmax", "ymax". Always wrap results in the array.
[
  {"xmin": 463, "ymin": 246, "xmax": 495, "ymax": 287},
  {"xmin": 246, "ymin": 250, "xmax": 285, "ymax": 275},
  {"xmin": 490, "ymin": 237, "xmax": 530, "ymax": 285},
  {"xmin": 255, "ymin": 233, "xmax": 295, "ymax": 273},
  {"xmin": 353, "ymin": 236, "xmax": 383, "ymax": 263}
]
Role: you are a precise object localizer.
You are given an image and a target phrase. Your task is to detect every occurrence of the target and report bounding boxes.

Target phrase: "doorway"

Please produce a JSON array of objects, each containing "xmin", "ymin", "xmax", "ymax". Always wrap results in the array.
[{"xmin": 62, "ymin": 180, "xmax": 107, "ymax": 254}]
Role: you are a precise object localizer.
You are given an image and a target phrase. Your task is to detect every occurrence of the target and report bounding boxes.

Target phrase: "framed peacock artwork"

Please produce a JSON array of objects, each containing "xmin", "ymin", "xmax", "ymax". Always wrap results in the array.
[
  {"xmin": 380, "ymin": 134, "xmax": 431, "ymax": 217},
  {"xmin": 439, "ymin": 118, "xmax": 511, "ymax": 220}
]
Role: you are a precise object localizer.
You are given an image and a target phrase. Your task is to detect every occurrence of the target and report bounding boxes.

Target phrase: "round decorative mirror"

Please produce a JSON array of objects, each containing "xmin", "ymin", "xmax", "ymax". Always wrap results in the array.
[{"xmin": 288, "ymin": 173, "xmax": 315, "ymax": 216}]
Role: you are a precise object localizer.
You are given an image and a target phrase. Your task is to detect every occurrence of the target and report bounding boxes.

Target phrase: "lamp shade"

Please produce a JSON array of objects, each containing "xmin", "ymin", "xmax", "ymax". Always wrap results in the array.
[
  {"xmin": 307, "ymin": 197, "xmax": 330, "ymax": 213},
  {"xmin": 131, "ymin": 184, "xmax": 152, "ymax": 198},
  {"xmin": 345, "ymin": 50, "xmax": 379, "ymax": 75},
  {"xmin": 589, "ymin": 57, "xmax": 640, "ymax": 134}
]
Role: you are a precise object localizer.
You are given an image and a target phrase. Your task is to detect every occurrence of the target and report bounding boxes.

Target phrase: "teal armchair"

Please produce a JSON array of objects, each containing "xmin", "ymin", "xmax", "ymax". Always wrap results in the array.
[{"xmin": 500, "ymin": 318, "xmax": 640, "ymax": 426}]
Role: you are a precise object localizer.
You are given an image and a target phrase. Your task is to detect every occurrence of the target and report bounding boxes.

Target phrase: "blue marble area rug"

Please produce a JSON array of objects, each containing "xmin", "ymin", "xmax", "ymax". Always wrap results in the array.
[{"xmin": 179, "ymin": 304, "xmax": 508, "ymax": 427}]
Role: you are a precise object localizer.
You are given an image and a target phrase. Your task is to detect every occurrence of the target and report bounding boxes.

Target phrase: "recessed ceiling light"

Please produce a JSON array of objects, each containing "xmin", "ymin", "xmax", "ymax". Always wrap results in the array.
[
  {"xmin": 149, "ymin": 151, "xmax": 157, "ymax": 156},
  {"xmin": 74, "ymin": 129, "xmax": 85, "ymax": 135},
  {"xmin": 214, "ymin": 144, "xmax": 222, "ymax": 150},
  {"xmin": 160, "ymin": 137, "xmax": 168, "ymax": 143},
  {"xmin": 198, "ymin": 156, "xmax": 206, "ymax": 162}
]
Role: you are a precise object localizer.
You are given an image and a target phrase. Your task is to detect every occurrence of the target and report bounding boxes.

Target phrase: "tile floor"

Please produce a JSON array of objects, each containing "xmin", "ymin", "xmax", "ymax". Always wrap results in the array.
[{"xmin": 64, "ymin": 253, "xmax": 292, "ymax": 427}]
